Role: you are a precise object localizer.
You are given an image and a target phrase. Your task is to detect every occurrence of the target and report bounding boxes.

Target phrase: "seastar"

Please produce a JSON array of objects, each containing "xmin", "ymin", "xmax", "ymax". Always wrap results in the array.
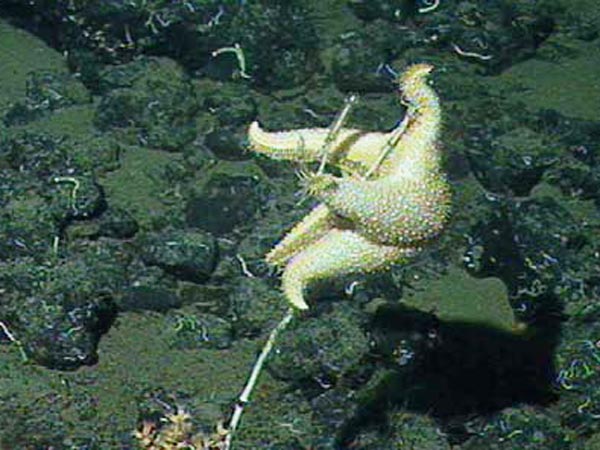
[{"xmin": 248, "ymin": 63, "xmax": 451, "ymax": 310}]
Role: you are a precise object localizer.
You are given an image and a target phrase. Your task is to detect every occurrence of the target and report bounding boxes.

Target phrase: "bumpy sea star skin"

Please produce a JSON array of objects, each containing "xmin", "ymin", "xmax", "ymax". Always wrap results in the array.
[
  {"xmin": 248, "ymin": 63, "xmax": 451, "ymax": 310},
  {"xmin": 306, "ymin": 64, "xmax": 450, "ymax": 247},
  {"xmin": 281, "ymin": 229, "xmax": 418, "ymax": 310},
  {"xmin": 265, "ymin": 203, "xmax": 335, "ymax": 268},
  {"xmin": 248, "ymin": 122, "xmax": 385, "ymax": 174}
]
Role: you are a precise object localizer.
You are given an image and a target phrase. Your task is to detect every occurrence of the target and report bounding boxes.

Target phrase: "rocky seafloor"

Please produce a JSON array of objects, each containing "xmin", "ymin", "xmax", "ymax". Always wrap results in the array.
[{"xmin": 0, "ymin": 0, "xmax": 600, "ymax": 448}]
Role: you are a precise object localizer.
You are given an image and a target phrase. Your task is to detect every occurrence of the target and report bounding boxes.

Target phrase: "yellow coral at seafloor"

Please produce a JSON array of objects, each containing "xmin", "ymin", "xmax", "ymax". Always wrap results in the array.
[{"xmin": 248, "ymin": 63, "xmax": 451, "ymax": 310}]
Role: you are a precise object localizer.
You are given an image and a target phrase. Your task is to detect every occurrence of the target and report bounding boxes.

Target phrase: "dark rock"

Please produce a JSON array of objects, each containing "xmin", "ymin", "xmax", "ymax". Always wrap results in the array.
[
  {"xmin": 0, "ymin": 131, "xmax": 67, "ymax": 179},
  {"xmin": 184, "ymin": 165, "xmax": 266, "ymax": 234},
  {"xmin": 0, "ymin": 190, "xmax": 58, "ymax": 261},
  {"xmin": 204, "ymin": 127, "xmax": 249, "ymax": 161},
  {"xmin": 168, "ymin": 312, "xmax": 233, "ymax": 350},
  {"xmin": 331, "ymin": 21, "xmax": 400, "ymax": 93},
  {"xmin": 467, "ymin": 127, "xmax": 559, "ymax": 196},
  {"xmin": 0, "ymin": 251, "xmax": 123, "ymax": 370},
  {"xmin": 95, "ymin": 58, "xmax": 201, "ymax": 151},
  {"xmin": 138, "ymin": 229, "xmax": 218, "ymax": 283},
  {"xmin": 348, "ymin": 0, "xmax": 559, "ymax": 74},
  {"xmin": 3, "ymin": 70, "xmax": 91, "ymax": 126},
  {"xmin": 203, "ymin": 83, "xmax": 256, "ymax": 127},
  {"xmin": 118, "ymin": 285, "xmax": 181, "ymax": 313},
  {"xmin": 347, "ymin": 0, "xmax": 415, "ymax": 22},
  {"xmin": 50, "ymin": 176, "xmax": 106, "ymax": 222},
  {"xmin": 269, "ymin": 303, "xmax": 369, "ymax": 385},
  {"xmin": 463, "ymin": 407, "xmax": 570, "ymax": 450},
  {"xmin": 229, "ymin": 277, "xmax": 287, "ymax": 338},
  {"xmin": 342, "ymin": 410, "xmax": 450, "ymax": 450},
  {"xmin": 209, "ymin": 2, "xmax": 321, "ymax": 89},
  {"xmin": 96, "ymin": 206, "xmax": 139, "ymax": 239}
]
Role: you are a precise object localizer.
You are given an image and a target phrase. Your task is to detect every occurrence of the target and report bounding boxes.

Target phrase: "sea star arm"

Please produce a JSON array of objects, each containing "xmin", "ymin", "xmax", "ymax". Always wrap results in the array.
[
  {"xmin": 266, "ymin": 203, "xmax": 338, "ymax": 268},
  {"xmin": 282, "ymin": 228, "xmax": 417, "ymax": 310},
  {"xmin": 248, "ymin": 122, "xmax": 338, "ymax": 163},
  {"xmin": 247, "ymin": 122, "xmax": 390, "ymax": 172}
]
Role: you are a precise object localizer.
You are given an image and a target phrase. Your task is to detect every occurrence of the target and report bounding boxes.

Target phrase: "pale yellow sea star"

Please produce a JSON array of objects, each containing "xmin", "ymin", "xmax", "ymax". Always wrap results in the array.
[{"xmin": 248, "ymin": 63, "xmax": 451, "ymax": 310}]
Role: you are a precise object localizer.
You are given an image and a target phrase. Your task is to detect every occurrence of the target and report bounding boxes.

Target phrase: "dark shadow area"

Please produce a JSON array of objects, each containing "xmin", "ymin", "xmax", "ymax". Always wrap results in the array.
[
  {"xmin": 0, "ymin": 5, "xmax": 62, "ymax": 50},
  {"xmin": 338, "ymin": 300, "xmax": 562, "ymax": 446}
]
